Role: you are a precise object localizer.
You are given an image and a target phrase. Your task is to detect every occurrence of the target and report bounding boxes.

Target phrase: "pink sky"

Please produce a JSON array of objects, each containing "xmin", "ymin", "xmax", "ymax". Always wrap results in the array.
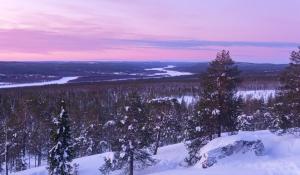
[{"xmin": 0, "ymin": 0, "xmax": 299, "ymax": 63}]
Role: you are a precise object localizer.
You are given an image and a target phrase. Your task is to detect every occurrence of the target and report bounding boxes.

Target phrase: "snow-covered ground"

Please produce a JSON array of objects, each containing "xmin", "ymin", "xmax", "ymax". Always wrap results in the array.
[
  {"xmin": 14, "ymin": 130, "xmax": 300, "ymax": 175},
  {"xmin": 237, "ymin": 90, "xmax": 276, "ymax": 101},
  {"xmin": 0, "ymin": 77, "xmax": 78, "ymax": 89},
  {"xmin": 145, "ymin": 65, "xmax": 193, "ymax": 77},
  {"xmin": 173, "ymin": 89, "xmax": 276, "ymax": 106},
  {"xmin": 176, "ymin": 95, "xmax": 197, "ymax": 105}
]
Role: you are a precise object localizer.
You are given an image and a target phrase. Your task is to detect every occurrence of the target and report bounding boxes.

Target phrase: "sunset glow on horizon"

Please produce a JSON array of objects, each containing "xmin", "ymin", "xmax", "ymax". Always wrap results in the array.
[{"xmin": 1, "ymin": 0, "xmax": 300, "ymax": 63}]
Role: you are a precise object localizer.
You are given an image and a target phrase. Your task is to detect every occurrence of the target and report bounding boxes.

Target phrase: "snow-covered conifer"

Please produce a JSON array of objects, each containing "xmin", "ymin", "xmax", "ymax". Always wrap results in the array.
[
  {"xmin": 185, "ymin": 50, "xmax": 241, "ymax": 165},
  {"xmin": 100, "ymin": 92, "xmax": 155, "ymax": 175},
  {"xmin": 48, "ymin": 100, "xmax": 75, "ymax": 175},
  {"xmin": 273, "ymin": 47, "xmax": 300, "ymax": 133}
]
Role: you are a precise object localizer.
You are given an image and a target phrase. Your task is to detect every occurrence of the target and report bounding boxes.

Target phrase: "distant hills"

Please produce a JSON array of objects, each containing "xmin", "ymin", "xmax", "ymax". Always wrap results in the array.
[{"xmin": 0, "ymin": 61, "xmax": 288, "ymax": 84}]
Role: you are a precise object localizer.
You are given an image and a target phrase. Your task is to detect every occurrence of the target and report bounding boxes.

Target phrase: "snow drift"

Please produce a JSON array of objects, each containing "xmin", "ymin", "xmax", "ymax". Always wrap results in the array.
[{"xmin": 13, "ymin": 130, "xmax": 300, "ymax": 175}]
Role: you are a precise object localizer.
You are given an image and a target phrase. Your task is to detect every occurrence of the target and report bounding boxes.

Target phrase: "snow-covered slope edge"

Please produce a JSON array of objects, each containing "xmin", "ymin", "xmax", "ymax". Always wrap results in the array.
[{"xmin": 13, "ymin": 130, "xmax": 300, "ymax": 175}]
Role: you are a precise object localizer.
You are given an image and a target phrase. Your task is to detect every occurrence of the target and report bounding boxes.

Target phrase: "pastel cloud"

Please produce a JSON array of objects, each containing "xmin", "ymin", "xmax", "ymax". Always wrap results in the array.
[{"xmin": 0, "ymin": 0, "xmax": 299, "ymax": 63}]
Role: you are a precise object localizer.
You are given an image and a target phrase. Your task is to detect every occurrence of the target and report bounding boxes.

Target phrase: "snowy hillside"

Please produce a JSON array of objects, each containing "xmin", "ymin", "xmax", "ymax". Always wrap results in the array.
[{"xmin": 14, "ymin": 130, "xmax": 300, "ymax": 175}]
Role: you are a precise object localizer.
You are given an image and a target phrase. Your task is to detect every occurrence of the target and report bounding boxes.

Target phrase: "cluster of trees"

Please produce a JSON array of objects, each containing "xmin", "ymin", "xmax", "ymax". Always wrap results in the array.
[
  {"xmin": 0, "ymin": 87, "xmax": 188, "ymax": 174},
  {"xmin": 272, "ymin": 47, "xmax": 300, "ymax": 131},
  {"xmin": 0, "ymin": 48, "xmax": 299, "ymax": 174},
  {"xmin": 184, "ymin": 48, "xmax": 300, "ymax": 166},
  {"xmin": 100, "ymin": 94, "xmax": 187, "ymax": 175},
  {"xmin": 100, "ymin": 49, "xmax": 300, "ymax": 174}
]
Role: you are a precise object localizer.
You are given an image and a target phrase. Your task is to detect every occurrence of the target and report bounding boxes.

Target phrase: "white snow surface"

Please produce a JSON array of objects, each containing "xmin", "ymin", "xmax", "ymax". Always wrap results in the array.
[
  {"xmin": 14, "ymin": 130, "xmax": 300, "ymax": 175},
  {"xmin": 145, "ymin": 65, "xmax": 193, "ymax": 77},
  {"xmin": 173, "ymin": 89, "xmax": 276, "ymax": 106},
  {"xmin": 176, "ymin": 95, "xmax": 197, "ymax": 105},
  {"xmin": 160, "ymin": 90, "xmax": 275, "ymax": 107},
  {"xmin": 0, "ymin": 77, "xmax": 78, "ymax": 89},
  {"xmin": 237, "ymin": 89, "xmax": 276, "ymax": 101}
]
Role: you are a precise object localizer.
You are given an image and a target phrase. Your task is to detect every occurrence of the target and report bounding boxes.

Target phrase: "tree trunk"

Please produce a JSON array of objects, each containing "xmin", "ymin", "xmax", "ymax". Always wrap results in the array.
[
  {"xmin": 28, "ymin": 154, "xmax": 30, "ymax": 168},
  {"xmin": 153, "ymin": 130, "xmax": 161, "ymax": 155},
  {"xmin": 217, "ymin": 113, "xmax": 222, "ymax": 137},
  {"xmin": 5, "ymin": 125, "xmax": 8, "ymax": 175},
  {"xmin": 154, "ymin": 114, "xmax": 164, "ymax": 155},
  {"xmin": 129, "ymin": 151, "xmax": 134, "ymax": 175},
  {"xmin": 217, "ymin": 112, "xmax": 222, "ymax": 137},
  {"xmin": 217, "ymin": 126, "xmax": 221, "ymax": 137},
  {"xmin": 38, "ymin": 151, "xmax": 42, "ymax": 166},
  {"xmin": 209, "ymin": 134, "xmax": 213, "ymax": 141}
]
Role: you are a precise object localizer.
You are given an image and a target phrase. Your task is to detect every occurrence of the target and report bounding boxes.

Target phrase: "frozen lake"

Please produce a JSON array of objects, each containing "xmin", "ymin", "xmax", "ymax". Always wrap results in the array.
[{"xmin": 0, "ymin": 76, "xmax": 78, "ymax": 89}]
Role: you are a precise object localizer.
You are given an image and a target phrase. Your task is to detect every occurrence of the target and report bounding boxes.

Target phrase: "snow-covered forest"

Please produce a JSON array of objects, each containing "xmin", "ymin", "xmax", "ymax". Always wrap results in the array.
[{"xmin": 0, "ymin": 48, "xmax": 300, "ymax": 175}]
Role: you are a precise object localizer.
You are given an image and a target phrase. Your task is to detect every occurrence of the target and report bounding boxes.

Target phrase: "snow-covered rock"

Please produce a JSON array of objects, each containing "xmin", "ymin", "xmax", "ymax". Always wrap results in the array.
[{"xmin": 200, "ymin": 140, "xmax": 265, "ymax": 168}]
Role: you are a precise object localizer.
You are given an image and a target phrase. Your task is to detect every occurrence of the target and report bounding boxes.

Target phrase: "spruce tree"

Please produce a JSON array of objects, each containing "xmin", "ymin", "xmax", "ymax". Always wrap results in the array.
[
  {"xmin": 48, "ymin": 100, "xmax": 75, "ymax": 175},
  {"xmin": 185, "ymin": 50, "xmax": 241, "ymax": 165},
  {"xmin": 100, "ymin": 92, "xmax": 155, "ymax": 175},
  {"xmin": 273, "ymin": 47, "xmax": 300, "ymax": 132}
]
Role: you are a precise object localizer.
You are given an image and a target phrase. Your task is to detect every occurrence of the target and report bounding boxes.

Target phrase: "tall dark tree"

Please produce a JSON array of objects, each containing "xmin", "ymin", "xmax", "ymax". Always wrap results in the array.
[
  {"xmin": 206, "ymin": 50, "xmax": 242, "ymax": 136},
  {"xmin": 273, "ymin": 47, "xmax": 300, "ymax": 132},
  {"xmin": 48, "ymin": 101, "xmax": 75, "ymax": 175},
  {"xmin": 185, "ymin": 50, "xmax": 241, "ymax": 165},
  {"xmin": 100, "ymin": 92, "xmax": 155, "ymax": 175}
]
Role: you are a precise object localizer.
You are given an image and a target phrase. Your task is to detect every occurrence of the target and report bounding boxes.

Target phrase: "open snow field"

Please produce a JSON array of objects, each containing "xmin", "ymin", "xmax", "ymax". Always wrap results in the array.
[{"xmin": 14, "ymin": 130, "xmax": 300, "ymax": 175}]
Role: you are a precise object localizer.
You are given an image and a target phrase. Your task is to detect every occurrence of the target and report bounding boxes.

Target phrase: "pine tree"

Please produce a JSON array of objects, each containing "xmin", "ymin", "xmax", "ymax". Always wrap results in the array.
[
  {"xmin": 185, "ymin": 50, "xmax": 241, "ymax": 165},
  {"xmin": 206, "ymin": 50, "xmax": 241, "ymax": 136},
  {"xmin": 273, "ymin": 47, "xmax": 300, "ymax": 132},
  {"xmin": 100, "ymin": 92, "xmax": 155, "ymax": 175},
  {"xmin": 48, "ymin": 100, "xmax": 75, "ymax": 175},
  {"xmin": 185, "ymin": 80, "xmax": 215, "ymax": 165}
]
